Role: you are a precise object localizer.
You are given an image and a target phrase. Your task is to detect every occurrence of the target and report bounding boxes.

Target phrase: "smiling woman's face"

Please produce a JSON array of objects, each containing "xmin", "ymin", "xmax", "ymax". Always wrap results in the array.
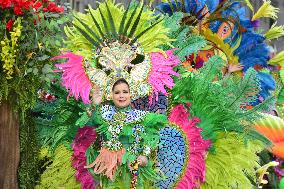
[{"xmin": 112, "ymin": 83, "xmax": 131, "ymax": 108}]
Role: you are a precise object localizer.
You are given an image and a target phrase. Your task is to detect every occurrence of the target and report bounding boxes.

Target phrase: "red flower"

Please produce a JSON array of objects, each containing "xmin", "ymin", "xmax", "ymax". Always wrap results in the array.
[
  {"xmin": 13, "ymin": 0, "xmax": 33, "ymax": 10},
  {"xmin": 56, "ymin": 6, "xmax": 64, "ymax": 13},
  {"xmin": 0, "ymin": 0, "xmax": 12, "ymax": 9},
  {"xmin": 13, "ymin": 0, "xmax": 34, "ymax": 15},
  {"xmin": 6, "ymin": 19, "xmax": 14, "ymax": 31},
  {"xmin": 32, "ymin": 1, "xmax": 42, "ymax": 10},
  {"xmin": 14, "ymin": 6, "xmax": 23, "ymax": 15},
  {"xmin": 43, "ymin": 1, "xmax": 64, "ymax": 13}
]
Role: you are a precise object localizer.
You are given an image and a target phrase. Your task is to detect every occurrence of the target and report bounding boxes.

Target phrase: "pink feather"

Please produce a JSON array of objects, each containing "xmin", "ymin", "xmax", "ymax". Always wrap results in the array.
[
  {"xmin": 52, "ymin": 52, "xmax": 92, "ymax": 104},
  {"xmin": 148, "ymin": 49, "xmax": 180, "ymax": 103},
  {"xmin": 169, "ymin": 104, "xmax": 211, "ymax": 189}
]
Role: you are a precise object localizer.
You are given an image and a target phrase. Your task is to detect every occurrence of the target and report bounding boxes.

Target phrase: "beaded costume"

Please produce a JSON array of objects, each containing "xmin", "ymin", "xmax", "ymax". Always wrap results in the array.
[{"xmin": 79, "ymin": 104, "xmax": 167, "ymax": 188}]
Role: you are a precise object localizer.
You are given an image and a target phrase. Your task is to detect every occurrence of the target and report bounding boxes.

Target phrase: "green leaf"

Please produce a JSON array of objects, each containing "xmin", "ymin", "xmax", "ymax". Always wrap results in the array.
[
  {"xmin": 44, "ymin": 77, "xmax": 50, "ymax": 83},
  {"xmin": 27, "ymin": 68, "xmax": 33, "ymax": 73},
  {"xmin": 55, "ymin": 40, "xmax": 61, "ymax": 46},
  {"xmin": 33, "ymin": 68, "xmax": 38, "ymax": 75},
  {"xmin": 38, "ymin": 55, "xmax": 50, "ymax": 61}
]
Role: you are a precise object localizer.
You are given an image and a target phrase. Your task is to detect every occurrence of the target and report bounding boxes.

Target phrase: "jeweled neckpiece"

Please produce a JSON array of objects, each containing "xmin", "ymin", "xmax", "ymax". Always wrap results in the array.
[{"xmin": 104, "ymin": 106, "xmax": 130, "ymax": 151}]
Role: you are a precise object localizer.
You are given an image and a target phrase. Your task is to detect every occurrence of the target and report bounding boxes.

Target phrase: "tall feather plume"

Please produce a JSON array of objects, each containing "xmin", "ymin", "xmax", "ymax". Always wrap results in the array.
[
  {"xmin": 118, "ymin": 1, "xmax": 131, "ymax": 35},
  {"xmin": 264, "ymin": 23, "xmax": 284, "ymax": 41},
  {"xmin": 252, "ymin": 0, "xmax": 279, "ymax": 21},
  {"xmin": 128, "ymin": 3, "xmax": 144, "ymax": 38},
  {"xmin": 122, "ymin": 2, "xmax": 140, "ymax": 37},
  {"xmin": 88, "ymin": 6, "xmax": 105, "ymax": 38},
  {"xmin": 105, "ymin": 1, "xmax": 117, "ymax": 38},
  {"xmin": 268, "ymin": 51, "xmax": 284, "ymax": 66},
  {"xmin": 74, "ymin": 16, "xmax": 102, "ymax": 44},
  {"xmin": 65, "ymin": 1, "xmax": 171, "ymax": 54}
]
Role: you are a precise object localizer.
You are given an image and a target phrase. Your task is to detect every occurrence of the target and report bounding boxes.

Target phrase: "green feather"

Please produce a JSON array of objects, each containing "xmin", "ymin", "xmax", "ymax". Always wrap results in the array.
[
  {"xmin": 73, "ymin": 24, "xmax": 99, "ymax": 46},
  {"xmin": 174, "ymin": 34, "xmax": 207, "ymax": 61},
  {"xmin": 201, "ymin": 133, "xmax": 264, "ymax": 189},
  {"xmin": 171, "ymin": 55, "xmax": 272, "ymax": 146},
  {"xmin": 74, "ymin": 16, "xmax": 102, "ymax": 43},
  {"xmin": 35, "ymin": 145, "xmax": 80, "ymax": 188},
  {"xmin": 128, "ymin": 3, "xmax": 144, "ymax": 38},
  {"xmin": 119, "ymin": 1, "xmax": 131, "ymax": 35},
  {"xmin": 88, "ymin": 6, "xmax": 105, "ymax": 38},
  {"xmin": 123, "ymin": 2, "xmax": 139, "ymax": 36},
  {"xmin": 131, "ymin": 18, "xmax": 163, "ymax": 44},
  {"xmin": 105, "ymin": 1, "xmax": 117, "ymax": 38},
  {"xmin": 98, "ymin": 6, "xmax": 110, "ymax": 37}
]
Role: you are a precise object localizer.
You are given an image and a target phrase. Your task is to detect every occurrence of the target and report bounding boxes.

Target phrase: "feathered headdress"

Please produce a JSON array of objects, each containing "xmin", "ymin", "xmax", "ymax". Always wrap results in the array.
[{"xmin": 53, "ymin": 1, "xmax": 179, "ymax": 103}]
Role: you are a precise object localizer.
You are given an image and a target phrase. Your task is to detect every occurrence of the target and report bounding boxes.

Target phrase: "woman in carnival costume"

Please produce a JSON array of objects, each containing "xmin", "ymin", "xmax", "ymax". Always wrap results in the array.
[
  {"xmin": 35, "ymin": 0, "xmax": 284, "ymax": 189},
  {"xmin": 79, "ymin": 77, "xmax": 168, "ymax": 188}
]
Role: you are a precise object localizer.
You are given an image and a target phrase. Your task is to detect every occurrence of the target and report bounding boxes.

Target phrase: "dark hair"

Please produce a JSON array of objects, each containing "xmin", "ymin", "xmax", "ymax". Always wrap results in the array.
[{"xmin": 112, "ymin": 78, "xmax": 130, "ymax": 91}]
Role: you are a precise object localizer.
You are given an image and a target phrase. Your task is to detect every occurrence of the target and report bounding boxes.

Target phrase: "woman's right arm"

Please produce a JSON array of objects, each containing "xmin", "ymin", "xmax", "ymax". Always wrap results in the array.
[{"xmin": 92, "ymin": 85, "xmax": 103, "ymax": 106}]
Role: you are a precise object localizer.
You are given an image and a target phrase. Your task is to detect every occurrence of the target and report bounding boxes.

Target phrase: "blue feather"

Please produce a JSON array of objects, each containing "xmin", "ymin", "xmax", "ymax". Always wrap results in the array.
[
  {"xmin": 239, "ymin": 44, "xmax": 269, "ymax": 70},
  {"xmin": 156, "ymin": 3, "xmax": 173, "ymax": 15},
  {"xmin": 205, "ymin": 0, "xmax": 219, "ymax": 13},
  {"xmin": 251, "ymin": 72, "xmax": 276, "ymax": 105},
  {"xmin": 235, "ymin": 32, "xmax": 266, "ymax": 55}
]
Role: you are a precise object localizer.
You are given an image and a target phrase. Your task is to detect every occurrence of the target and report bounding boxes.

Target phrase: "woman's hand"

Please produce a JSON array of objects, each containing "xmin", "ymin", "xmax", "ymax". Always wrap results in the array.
[
  {"xmin": 137, "ymin": 155, "xmax": 148, "ymax": 167},
  {"xmin": 128, "ymin": 156, "xmax": 148, "ymax": 171},
  {"xmin": 92, "ymin": 85, "xmax": 102, "ymax": 105},
  {"xmin": 227, "ymin": 63, "xmax": 243, "ymax": 74}
]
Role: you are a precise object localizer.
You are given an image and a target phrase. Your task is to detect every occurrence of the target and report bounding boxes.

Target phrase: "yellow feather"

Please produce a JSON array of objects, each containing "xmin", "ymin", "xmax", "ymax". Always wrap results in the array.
[
  {"xmin": 245, "ymin": 0, "xmax": 254, "ymax": 12},
  {"xmin": 201, "ymin": 28, "xmax": 239, "ymax": 65},
  {"xmin": 268, "ymin": 51, "xmax": 284, "ymax": 66},
  {"xmin": 252, "ymin": 0, "xmax": 279, "ymax": 21},
  {"xmin": 265, "ymin": 22, "xmax": 284, "ymax": 41},
  {"xmin": 201, "ymin": 133, "xmax": 264, "ymax": 189}
]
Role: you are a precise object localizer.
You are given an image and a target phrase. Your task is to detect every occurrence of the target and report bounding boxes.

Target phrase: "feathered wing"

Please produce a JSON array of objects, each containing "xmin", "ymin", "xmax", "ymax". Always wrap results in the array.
[
  {"xmin": 168, "ymin": 105, "xmax": 210, "ymax": 189},
  {"xmin": 168, "ymin": 54, "xmax": 273, "ymax": 188},
  {"xmin": 53, "ymin": 52, "xmax": 92, "ymax": 104},
  {"xmin": 254, "ymin": 113, "xmax": 284, "ymax": 159}
]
